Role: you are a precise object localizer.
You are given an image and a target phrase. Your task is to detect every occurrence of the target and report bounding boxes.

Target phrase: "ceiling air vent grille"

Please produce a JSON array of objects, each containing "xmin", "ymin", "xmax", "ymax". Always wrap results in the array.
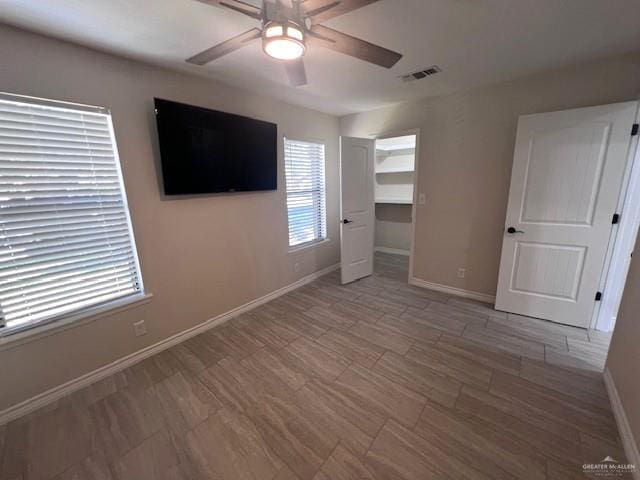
[{"xmin": 400, "ymin": 65, "xmax": 441, "ymax": 82}]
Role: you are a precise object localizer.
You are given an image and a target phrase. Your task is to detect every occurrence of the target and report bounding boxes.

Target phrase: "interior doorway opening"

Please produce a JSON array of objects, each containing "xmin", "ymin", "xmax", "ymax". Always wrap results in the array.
[{"xmin": 373, "ymin": 132, "xmax": 418, "ymax": 282}]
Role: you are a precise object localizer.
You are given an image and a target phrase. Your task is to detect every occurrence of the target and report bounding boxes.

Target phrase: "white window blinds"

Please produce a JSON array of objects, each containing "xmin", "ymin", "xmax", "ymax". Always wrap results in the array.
[
  {"xmin": 0, "ymin": 94, "xmax": 143, "ymax": 333},
  {"xmin": 284, "ymin": 138, "xmax": 327, "ymax": 247}
]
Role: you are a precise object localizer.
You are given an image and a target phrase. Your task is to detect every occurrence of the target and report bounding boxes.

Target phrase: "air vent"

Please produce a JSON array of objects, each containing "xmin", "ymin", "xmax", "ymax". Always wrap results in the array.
[{"xmin": 400, "ymin": 65, "xmax": 441, "ymax": 82}]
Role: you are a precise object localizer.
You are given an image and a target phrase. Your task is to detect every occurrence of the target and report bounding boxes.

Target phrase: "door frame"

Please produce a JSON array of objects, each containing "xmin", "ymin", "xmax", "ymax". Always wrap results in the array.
[
  {"xmin": 371, "ymin": 128, "xmax": 421, "ymax": 282},
  {"xmin": 592, "ymin": 108, "xmax": 640, "ymax": 331}
]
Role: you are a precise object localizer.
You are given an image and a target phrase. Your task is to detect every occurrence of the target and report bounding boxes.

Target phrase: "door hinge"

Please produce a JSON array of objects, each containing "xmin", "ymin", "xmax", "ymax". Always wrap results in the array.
[
  {"xmin": 595, "ymin": 291, "xmax": 602, "ymax": 301},
  {"xmin": 632, "ymin": 123, "xmax": 639, "ymax": 136},
  {"xmin": 612, "ymin": 213, "xmax": 620, "ymax": 225}
]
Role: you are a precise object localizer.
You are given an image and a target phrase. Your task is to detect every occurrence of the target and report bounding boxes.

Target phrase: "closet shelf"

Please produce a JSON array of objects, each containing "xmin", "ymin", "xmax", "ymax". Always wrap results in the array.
[
  {"xmin": 375, "ymin": 167, "xmax": 414, "ymax": 174},
  {"xmin": 375, "ymin": 198, "xmax": 413, "ymax": 205},
  {"xmin": 376, "ymin": 144, "xmax": 416, "ymax": 152}
]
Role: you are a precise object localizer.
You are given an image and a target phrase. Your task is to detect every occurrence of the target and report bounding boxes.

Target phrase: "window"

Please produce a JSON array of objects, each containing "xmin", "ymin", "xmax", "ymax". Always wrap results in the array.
[
  {"xmin": 284, "ymin": 138, "xmax": 327, "ymax": 248},
  {"xmin": 0, "ymin": 94, "xmax": 144, "ymax": 334}
]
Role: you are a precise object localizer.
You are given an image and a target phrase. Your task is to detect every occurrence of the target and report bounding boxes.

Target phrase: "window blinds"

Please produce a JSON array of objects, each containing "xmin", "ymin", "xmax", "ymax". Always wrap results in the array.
[
  {"xmin": 284, "ymin": 139, "xmax": 327, "ymax": 247},
  {"xmin": 0, "ymin": 95, "xmax": 143, "ymax": 333}
]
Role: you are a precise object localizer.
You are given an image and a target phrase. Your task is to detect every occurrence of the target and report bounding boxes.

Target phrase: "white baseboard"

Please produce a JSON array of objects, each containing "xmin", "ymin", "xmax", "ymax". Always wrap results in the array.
[
  {"xmin": 409, "ymin": 276, "xmax": 496, "ymax": 304},
  {"xmin": 0, "ymin": 263, "xmax": 340, "ymax": 426},
  {"xmin": 604, "ymin": 368, "xmax": 640, "ymax": 478},
  {"xmin": 374, "ymin": 247, "xmax": 410, "ymax": 256}
]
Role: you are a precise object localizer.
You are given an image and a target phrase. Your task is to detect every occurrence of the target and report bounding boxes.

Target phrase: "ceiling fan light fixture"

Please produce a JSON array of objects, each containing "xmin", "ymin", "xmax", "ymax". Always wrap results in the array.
[{"xmin": 262, "ymin": 21, "xmax": 305, "ymax": 61}]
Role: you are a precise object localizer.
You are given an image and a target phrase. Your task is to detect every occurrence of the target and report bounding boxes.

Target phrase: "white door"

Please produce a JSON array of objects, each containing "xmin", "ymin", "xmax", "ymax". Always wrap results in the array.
[
  {"xmin": 495, "ymin": 101, "xmax": 638, "ymax": 328},
  {"xmin": 340, "ymin": 136, "xmax": 375, "ymax": 284}
]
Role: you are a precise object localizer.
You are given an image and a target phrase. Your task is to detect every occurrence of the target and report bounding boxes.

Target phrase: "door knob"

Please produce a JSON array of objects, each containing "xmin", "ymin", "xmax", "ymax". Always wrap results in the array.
[
  {"xmin": 342, "ymin": 219, "xmax": 353, "ymax": 224},
  {"xmin": 507, "ymin": 227, "xmax": 525, "ymax": 234}
]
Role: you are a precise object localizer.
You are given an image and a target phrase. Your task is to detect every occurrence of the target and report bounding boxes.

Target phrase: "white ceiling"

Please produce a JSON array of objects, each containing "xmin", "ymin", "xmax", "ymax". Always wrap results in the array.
[{"xmin": 1, "ymin": 0, "xmax": 639, "ymax": 115}]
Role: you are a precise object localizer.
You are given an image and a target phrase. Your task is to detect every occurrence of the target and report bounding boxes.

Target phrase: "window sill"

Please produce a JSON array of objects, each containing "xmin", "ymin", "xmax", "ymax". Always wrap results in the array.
[
  {"xmin": 0, "ymin": 293, "xmax": 153, "ymax": 352},
  {"xmin": 288, "ymin": 238, "xmax": 330, "ymax": 254}
]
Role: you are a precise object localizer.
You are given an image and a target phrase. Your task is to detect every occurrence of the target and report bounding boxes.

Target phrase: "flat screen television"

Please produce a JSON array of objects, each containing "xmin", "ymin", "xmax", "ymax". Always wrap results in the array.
[{"xmin": 154, "ymin": 98, "xmax": 277, "ymax": 195}]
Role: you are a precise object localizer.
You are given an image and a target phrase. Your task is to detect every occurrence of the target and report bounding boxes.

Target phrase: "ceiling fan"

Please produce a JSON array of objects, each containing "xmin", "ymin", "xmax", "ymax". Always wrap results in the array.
[{"xmin": 187, "ymin": 0, "xmax": 403, "ymax": 86}]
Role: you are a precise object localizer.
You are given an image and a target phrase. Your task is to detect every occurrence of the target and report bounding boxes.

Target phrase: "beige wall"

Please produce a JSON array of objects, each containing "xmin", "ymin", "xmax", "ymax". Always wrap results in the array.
[
  {"xmin": 0, "ymin": 25, "xmax": 340, "ymax": 412},
  {"xmin": 341, "ymin": 53, "xmax": 640, "ymax": 296},
  {"xmin": 606, "ymin": 232, "xmax": 640, "ymax": 451},
  {"xmin": 375, "ymin": 204, "xmax": 412, "ymax": 251}
]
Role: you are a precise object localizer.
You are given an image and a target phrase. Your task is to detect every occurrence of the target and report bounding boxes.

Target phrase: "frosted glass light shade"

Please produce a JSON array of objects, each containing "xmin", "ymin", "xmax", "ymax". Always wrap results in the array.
[{"xmin": 262, "ymin": 22, "xmax": 305, "ymax": 60}]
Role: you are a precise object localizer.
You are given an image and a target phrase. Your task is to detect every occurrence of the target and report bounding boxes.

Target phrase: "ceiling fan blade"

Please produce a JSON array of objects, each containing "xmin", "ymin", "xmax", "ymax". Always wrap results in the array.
[
  {"xmin": 186, "ymin": 28, "xmax": 262, "ymax": 65},
  {"xmin": 301, "ymin": 0, "xmax": 380, "ymax": 22},
  {"xmin": 194, "ymin": 0, "xmax": 262, "ymax": 20},
  {"xmin": 284, "ymin": 59, "xmax": 308, "ymax": 86},
  {"xmin": 308, "ymin": 24, "xmax": 402, "ymax": 68}
]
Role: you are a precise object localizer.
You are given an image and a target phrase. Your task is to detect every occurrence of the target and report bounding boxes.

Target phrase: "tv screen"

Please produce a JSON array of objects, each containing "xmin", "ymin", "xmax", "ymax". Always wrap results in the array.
[{"xmin": 154, "ymin": 98, "xmax": 277, "ymax": 195}]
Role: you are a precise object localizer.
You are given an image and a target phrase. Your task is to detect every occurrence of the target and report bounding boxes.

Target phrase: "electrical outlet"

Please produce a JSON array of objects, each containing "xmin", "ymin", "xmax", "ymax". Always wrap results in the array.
[
  {"xmin": 457, "ymin": 267, "xmax": 466, "ymax": 278},
  {"xmin": 133, "ymin": 320, "xmax": 146, "ymax": 337},
  {"xmin": 418, "ymin": 193, "xmax": 426, "ymax": 205},
  {"xmin": 294, "ymin": 262, "xmax": 301, "ymax": 273}
]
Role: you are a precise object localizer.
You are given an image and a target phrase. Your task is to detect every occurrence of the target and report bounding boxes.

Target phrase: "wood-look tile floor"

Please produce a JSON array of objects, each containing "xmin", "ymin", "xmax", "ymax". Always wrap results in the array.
[{"xmin": 0, "ymin": 253, "xmax": 623, "ymax": 480}]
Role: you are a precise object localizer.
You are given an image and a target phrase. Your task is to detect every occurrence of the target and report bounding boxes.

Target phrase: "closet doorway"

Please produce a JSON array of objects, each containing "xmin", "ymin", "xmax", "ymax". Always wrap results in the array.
[{"xmin": 374, "ymin": 131, "xmax": 419, "ymax": 281}]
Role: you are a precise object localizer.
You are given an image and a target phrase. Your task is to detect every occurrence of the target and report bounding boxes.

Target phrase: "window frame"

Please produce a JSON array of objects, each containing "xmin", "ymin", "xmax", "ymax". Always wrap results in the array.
[
  {"xmin": 0, "ymin": 92, "xmax": 146, "ymax": 339},
  {"xmin": 283, "ymin": 137, "xmax": 328, "ymax": 251}
]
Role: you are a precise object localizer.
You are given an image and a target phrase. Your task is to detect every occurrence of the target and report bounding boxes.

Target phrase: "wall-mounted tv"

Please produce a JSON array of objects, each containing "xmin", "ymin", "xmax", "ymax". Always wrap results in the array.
[{"xmin": 154, "ymin": 98, "xmax": 277, "ymax": 195}]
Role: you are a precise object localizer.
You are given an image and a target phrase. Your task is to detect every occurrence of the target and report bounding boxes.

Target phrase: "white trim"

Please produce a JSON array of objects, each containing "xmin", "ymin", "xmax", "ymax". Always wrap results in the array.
[
  {"xmin": 593, "ymin": 105, "xmax": 640, "ymax": 331},
  {"xmin": 409, "ymin": 276, "xmax": 496, "ymax": 304},
  {"xmin": 374, "ymin": 246, "xmax": 410, "ymax": 256},
  {"xmin": 0, "ymin": 293, "xmax": 152, "ymax": 351},
  {"xmin": 604, "ymin": 368, "xmax": 640, "ymax": 479},
  {"xmin": 0, "ymin": 263, "xmax": 339, "ymax": 426},
  {"xmin": 288, "ymin": 238, "xmax": 330, "ymax": 254}
]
